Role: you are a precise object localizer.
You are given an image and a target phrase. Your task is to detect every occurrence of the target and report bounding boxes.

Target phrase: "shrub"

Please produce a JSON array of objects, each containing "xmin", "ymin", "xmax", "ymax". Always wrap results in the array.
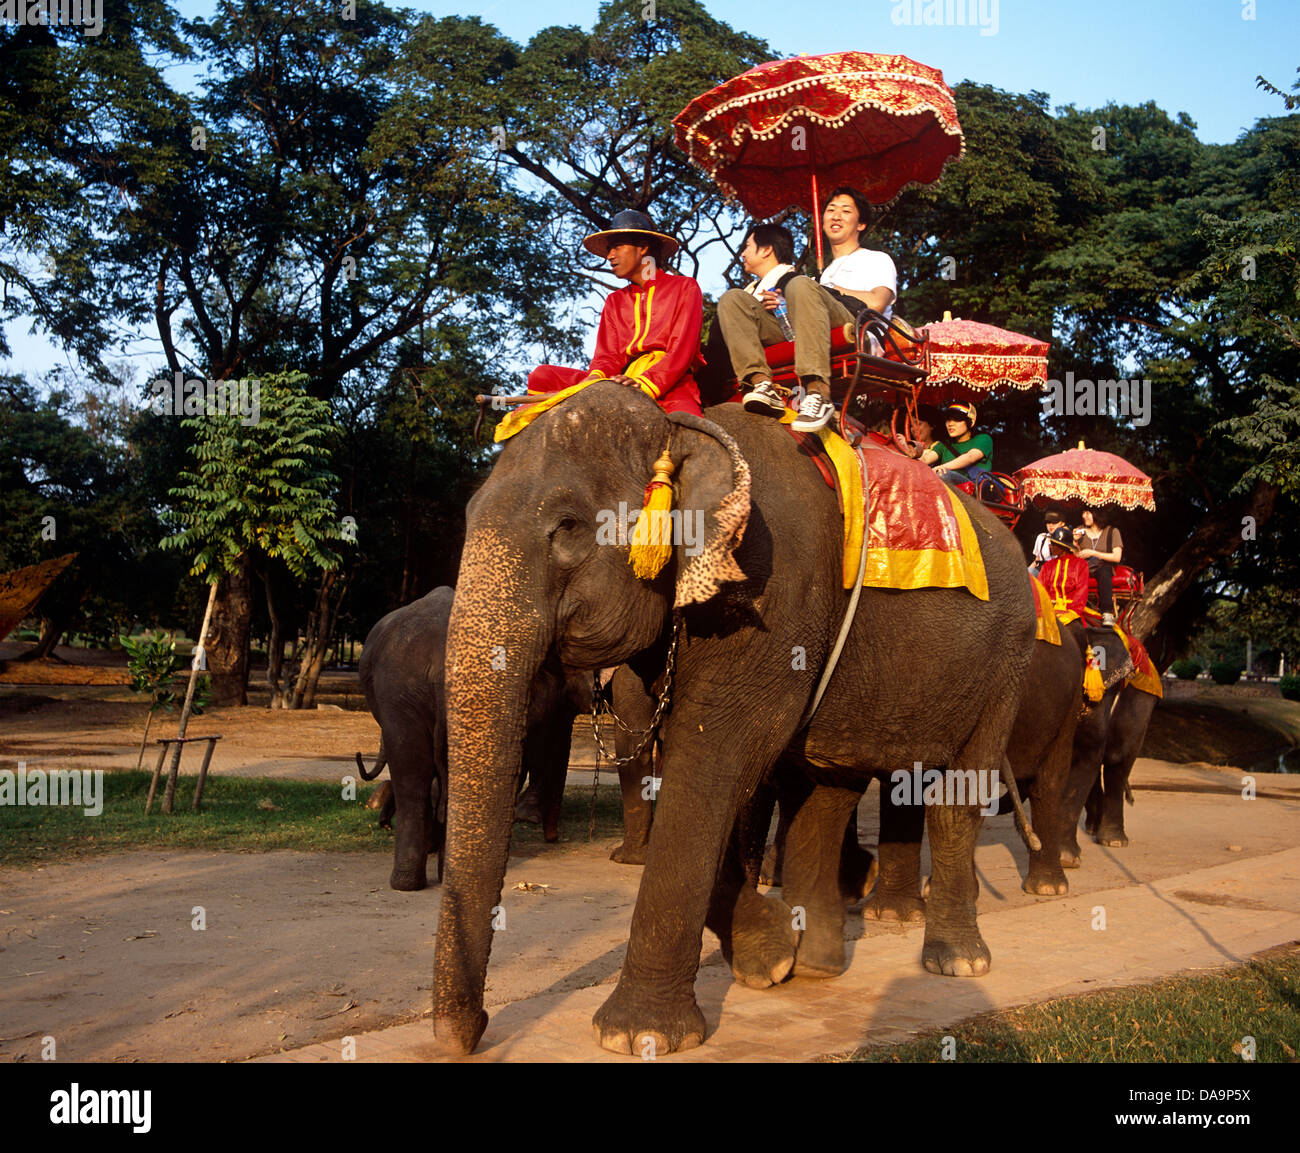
[
  {"xmin": 1279, "ymin": 675, "xmax": 1300, "ymax": 702},
  {"xmin": 1208, "ymin": 661, "xmax": 1242, "ymax": 686},
  {"xmin": 1169, "ymin": 659, "xmax": 1202, "ymax": 680}
]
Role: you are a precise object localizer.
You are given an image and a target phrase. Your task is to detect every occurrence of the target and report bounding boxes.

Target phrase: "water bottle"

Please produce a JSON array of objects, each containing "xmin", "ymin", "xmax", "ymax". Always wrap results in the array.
[{"xmin": 770, "ymin": 292, "xmax": 795, "ymax": 341}]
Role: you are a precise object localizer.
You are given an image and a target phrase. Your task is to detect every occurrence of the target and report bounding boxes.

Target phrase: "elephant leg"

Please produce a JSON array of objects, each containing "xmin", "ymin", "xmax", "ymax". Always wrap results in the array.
[
  {"xmin": 1024, "ymin": 727, "xmax": 1073, "ymax": 896},
  {"xmin": 593, "ymin": 717, "xmax": 782, "ymax": 1055},
  {"xmin": 782, "ymin": 781, "xmax": 862, "ymax": 979},
  {"xmin": 384, "ymin": 719, "xmax": 436, "ymax": 891},
  {"xmin": 537, "ymin": 721, "xmax": 571, "ymax": 844},
  {"xmin": 921, "ymin": 685, "xmax": 1020, "ymax": 977},
  {"xmin": 1093, "ymin": 689, "xmax": 1154, "ymax": 847},
  {"xmin": 609, "ymin": 667, "xmax": 657, "ymax": 865},
  {"xmin": 839, "ymin": 809, "xmax": 878, "ymax": 904},
  {"xmin": 862, "ymin": 779, "xmax": 926, "ymax": 922},
  {"xmin": 705, "ymin": 781, "xmax": 798, "ymax": 990},
  {"xmin": 1061, "ymin": 697, "xmax": 1111, "ymax": 868},
  {"xmin": 921, "ymin": 797, "xmax": 988, "ymax": 976}
]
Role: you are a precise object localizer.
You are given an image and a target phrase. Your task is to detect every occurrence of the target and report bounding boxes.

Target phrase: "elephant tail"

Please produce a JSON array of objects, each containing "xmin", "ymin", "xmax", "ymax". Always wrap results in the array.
[{"xmin": 356, "ymin": 739, "xmax": 387, "ymax": 781}]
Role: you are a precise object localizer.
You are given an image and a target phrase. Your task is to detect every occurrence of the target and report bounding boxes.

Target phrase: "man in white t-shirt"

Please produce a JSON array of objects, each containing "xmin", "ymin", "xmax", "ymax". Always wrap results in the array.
[{"xmin": 721, "ymin": 187, "xmax": 897, "ymax": 432}]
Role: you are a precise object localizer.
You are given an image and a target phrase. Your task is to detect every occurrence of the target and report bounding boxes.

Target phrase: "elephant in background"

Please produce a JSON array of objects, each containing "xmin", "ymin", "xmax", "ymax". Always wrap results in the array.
[
  {"xmin": 1064, "ymin": 680, "xmax": 1158, "ymax": 860},
  {"xmin": 433, "ymin": 383, "xmax": 1036, "ymax": 1056},
  {"xmin": 357, "ymin": 586, "xmax": 590, "ymax": 891}
]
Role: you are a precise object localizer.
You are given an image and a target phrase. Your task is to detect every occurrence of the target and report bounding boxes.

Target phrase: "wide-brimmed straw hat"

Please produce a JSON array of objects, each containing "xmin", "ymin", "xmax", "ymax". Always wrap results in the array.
[{"xmin": 583, "ymin": 209, "xmax": 680, "ymax": 259}]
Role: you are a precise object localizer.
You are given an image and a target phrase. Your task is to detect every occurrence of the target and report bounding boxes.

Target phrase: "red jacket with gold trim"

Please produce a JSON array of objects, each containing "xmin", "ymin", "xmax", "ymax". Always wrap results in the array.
[
  {"xmin": 1040, "ymin": 554, "xmax": 1090, "ymax": 623},
  {"xmin": 582, "ymin": 272, "xmax": 703, "ymax": 413}
]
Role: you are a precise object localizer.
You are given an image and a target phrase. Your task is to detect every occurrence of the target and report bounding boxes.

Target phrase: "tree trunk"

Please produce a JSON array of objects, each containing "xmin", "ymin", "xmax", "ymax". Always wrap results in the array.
[
  {"xmin": 13, "ymin": 614, "xmax": 68, "ymax": 662},
  {"xmin": 206, "ymin": 556, "xmax": 253, "ymax": 706},
  {"xmin": 261, "ymin": 570, "xmax": 287, "ymax": 709},
  {"xmin": 290, "ymin": 568, "xmax": 350, "ymax": 709},
  {"xmin": 1129, "ymin": 479, "xmax": 1279, "ymax": 649}
]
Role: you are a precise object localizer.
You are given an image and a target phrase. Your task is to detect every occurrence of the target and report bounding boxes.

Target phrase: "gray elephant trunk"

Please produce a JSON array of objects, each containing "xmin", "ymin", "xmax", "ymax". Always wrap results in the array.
[{"xmin": 432, "ymin": 531, "xmax": 549, "ymax": 1055}]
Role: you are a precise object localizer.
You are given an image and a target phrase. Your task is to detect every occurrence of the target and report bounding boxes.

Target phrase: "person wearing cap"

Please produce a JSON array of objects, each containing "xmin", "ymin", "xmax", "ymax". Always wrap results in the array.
[
  {"xmin": 1039, "ymin": 526, "xmax": 1090, "ymax": 625},
  {"xmin": 716, "ymin": 187, "xmax": 897, "ymax": 433},
  {"xmin": 526, "ymin": 210, "xmax": 704, "ymax": 416},
  {"xmin": 919, "ymin": 402, "xmax": 998, "ymax": 493},
  {"xmin": 1029, "ymin": 508, "xmax": 1068, "ymax": 576}
]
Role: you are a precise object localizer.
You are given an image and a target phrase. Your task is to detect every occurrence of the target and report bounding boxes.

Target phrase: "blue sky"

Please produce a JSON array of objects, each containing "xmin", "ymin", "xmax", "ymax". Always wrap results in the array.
[
  {"xmin": 428, "ymin": 0, "xmax": 1296, "ymax": 145},
  {"xmin": 6, "ymin": 0, "xmax": 1295, "ymax": 383}
]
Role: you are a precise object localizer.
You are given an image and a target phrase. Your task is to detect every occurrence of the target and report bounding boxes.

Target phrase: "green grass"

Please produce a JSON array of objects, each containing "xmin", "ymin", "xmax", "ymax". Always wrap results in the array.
[
  {"xmin": 835, "ymin": 945, "xmax": 1300, "ymax": 1063},
  {"xmin": 0, "ymin": 771, "xmax": 627, "ymax": 866}
]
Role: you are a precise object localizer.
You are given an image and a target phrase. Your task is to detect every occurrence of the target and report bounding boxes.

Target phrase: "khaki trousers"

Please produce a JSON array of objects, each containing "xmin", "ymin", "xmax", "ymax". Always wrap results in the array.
[{"xmin": 715, "ymin": 276, "xmax": 856, "ymax": 401}]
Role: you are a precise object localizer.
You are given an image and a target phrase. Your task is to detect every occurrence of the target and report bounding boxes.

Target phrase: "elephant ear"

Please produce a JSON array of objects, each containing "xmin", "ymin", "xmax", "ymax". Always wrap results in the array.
[{"xmin": 667, "ymin": 412, "xmax": 751, "ymax": 608}]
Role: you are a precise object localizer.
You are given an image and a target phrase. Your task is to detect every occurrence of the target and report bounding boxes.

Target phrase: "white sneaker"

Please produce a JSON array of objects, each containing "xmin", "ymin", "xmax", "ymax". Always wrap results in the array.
[
  {"xmin": 791, "ymin": 392, "xmax": 834, "ymax": 432},
  {"xmin": 1102, "ymin": 612, "xmax": 1116, "ymax": 626}
]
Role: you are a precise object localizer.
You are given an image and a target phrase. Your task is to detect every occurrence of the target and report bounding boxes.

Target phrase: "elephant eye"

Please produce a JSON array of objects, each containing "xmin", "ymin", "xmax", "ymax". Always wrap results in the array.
[{"xmin": 553, "ymin": 516, "xmax": 578, "ymax": 535}]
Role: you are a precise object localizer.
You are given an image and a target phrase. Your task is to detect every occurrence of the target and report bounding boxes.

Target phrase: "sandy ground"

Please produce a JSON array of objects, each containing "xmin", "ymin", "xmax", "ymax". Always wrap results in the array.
[
  {"xmin": 2, "ymin": 756, "xmax": 1298, "ymax": 1063},
  {"xmin": 1, "ymin": 684, "xmax": 1298, "ymax": 1063}
]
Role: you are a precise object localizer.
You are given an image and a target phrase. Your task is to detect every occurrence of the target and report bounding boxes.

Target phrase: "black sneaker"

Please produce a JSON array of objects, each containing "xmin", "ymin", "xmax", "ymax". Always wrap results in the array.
[
  {"xmin": 791, "ymin": 392, "xmax": 834, "ymax": 432},
  {"xmin": 742, "ymin": 380, "xmax": 785, "ymax": 415}
]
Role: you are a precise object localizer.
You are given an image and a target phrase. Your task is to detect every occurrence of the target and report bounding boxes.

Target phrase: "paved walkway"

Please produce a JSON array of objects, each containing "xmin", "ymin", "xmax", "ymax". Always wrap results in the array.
[{"xmin": 259, "ymin": 763, "xmax": 1300, "ymax": 1063}]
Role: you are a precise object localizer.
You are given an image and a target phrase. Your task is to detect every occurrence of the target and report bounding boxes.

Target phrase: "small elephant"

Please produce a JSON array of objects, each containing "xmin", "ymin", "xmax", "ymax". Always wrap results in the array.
[{"xmin": 357, "ymin": 586, "xmax": 591, "ymax": 891}]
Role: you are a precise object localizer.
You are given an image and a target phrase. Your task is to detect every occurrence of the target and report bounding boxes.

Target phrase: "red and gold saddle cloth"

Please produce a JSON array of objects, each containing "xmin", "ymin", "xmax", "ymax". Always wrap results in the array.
[
  {"xmin": 1117, "ymin": 628, "xmax": 1162, "ymax": 698},
  {"xmin": 789, "ymin": 415, "xmax": 988, "ymax": 599},
  {"xmin": 1030, "ymin": 576, "xmax": 1062, "ymax": 646}
]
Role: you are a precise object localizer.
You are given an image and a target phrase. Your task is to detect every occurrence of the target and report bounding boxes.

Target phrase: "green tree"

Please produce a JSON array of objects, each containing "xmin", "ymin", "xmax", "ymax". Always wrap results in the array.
[{"xmin": 161, "ymin": 372, "xmax": 348, "ymax": 706}]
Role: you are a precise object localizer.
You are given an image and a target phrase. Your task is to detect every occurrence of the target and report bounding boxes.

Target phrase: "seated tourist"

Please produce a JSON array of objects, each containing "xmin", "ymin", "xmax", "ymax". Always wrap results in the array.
[
  {"xmin": 1029, "ymin": 508, "xmax": 1068, "ymax": 576},
  {"xmin": 1077, "ymin": 507, "xmax": 1123, "ymax": 626},
  {"xmin": 919, "ymin": 403, "xmax": 1000, "ymax": 496},
  {"xmin": 528, "ymin": 210, "xmax": 703, "ymax": 416},
  {"xmin": 717, "ymin": 187, "xmax": 897, "ymax": 433}
]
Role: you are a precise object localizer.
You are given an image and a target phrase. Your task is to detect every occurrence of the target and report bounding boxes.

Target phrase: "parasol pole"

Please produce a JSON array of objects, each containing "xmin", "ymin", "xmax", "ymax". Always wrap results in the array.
[{"xmin": 810, "ymin": 167, "xmax": 824, "ymax": 271}]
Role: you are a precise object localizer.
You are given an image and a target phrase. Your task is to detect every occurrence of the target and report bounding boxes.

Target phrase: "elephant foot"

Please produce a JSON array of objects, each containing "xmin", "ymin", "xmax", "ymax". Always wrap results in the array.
[
  {"xmin": 862, "ymin": 890, "xmax": 926, "ymax": 922},
  {"xmin": 609, "ymin": 840, "xmax": 648, "ymax": 865},
  {"xmin": 1093, "ymin": 828, "xmax": 1129, "ymax": 848},
  {"xmin": 792, "ymin": 915, "xmax": 847, "ymax": 979},
  {"xmin": 432, "ymin": 1009, "xmax": 488, "ymax": 1056},
  {"xmin": 1023, "ymin": 870, "xmax": 1069, "ymax": 896},
  {"xmin": 514, "ymin": 793, "xmax": 542, "ymax": 824},
  {"xmin": 759, "ymin": 842, "xmax": 781, "ymax": 887},
  {"xmin": 390, "ymin": 862, "xmax": 428, "ymax": 891},
  {"xmin": 921, "ymin": 929, "xmax": 990, "ymax": 977},
  {"xmin": 592, "ymin": 983, "xmax": 706, "ymax": 1056},
  {"xmin": 729, "ymin": 892, "xmax": 798, "ymax": 989},
  {"xmin": 840, "ymin": 844, "xmax": 878, "ymax": 904}
]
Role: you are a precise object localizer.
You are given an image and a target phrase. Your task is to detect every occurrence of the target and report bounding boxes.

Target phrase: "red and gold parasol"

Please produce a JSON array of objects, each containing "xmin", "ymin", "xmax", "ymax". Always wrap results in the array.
[
  {"xmin": 673, "ymin": 52, "xmax": 963, "ymax": 263},
  {"xmin": 1015, "ymin": 442, "xmax": 1155, "ymax": 511},
  {"xmin": 917, "ymin": 315, "xmax": 1051, "ymax": 402}
]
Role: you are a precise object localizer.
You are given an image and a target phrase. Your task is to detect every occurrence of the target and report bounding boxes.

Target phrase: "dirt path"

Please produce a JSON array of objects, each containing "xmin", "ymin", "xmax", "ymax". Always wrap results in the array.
[{"xmin": 3, "ymin": 758, "xmax": 1297, "ymax": 1063}]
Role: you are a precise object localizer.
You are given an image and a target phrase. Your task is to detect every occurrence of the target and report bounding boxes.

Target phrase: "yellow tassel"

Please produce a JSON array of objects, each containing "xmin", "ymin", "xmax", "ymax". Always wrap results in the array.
[
  {"xmin": 629, "ymin": 441, "xmax": 675, "ymax": 580},
  {"xmin": 1083, "ymin": 645, "xmax": 1104, "ymax": 703}
]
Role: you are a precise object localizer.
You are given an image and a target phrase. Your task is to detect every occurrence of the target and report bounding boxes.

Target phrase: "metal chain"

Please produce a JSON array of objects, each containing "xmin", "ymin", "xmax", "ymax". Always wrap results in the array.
[{"xmin": 590, "ymin": 614, "xmax": 681, "ymax": 766}]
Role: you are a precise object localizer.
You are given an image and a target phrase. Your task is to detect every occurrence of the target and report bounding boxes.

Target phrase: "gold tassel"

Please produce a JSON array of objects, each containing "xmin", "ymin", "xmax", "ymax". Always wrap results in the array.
[
  {"xmin": 629, "ymin": 441, "xmax": 675, "ymax": 580},
  {"xmin": 1084, "ymin": 645, "xmax": 1104, "ymax": 703}
]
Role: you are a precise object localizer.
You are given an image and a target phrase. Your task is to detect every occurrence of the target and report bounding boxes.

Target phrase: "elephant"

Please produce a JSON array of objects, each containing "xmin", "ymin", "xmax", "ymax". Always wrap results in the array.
[
  {"xmin": 356, "ymin": 586, "xmax": 591, "ymax": 891},
  {"xmin": 431, "ymin": 382, "xmax": 1036, "ymax": 1056},
  {"xmin": 628, "ymin": 616, "xmax": 1129, "ymax": 914},
  {"xmin": 1062, "ymin": 680, "xmax": 1158, "ymax": 860}
]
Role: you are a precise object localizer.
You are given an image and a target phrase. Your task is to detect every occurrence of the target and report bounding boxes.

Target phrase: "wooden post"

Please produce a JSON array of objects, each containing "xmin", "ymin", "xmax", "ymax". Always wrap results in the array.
[
  {"xmin": 191, "ymin": 735, "xmax": 222, "ymax": 811},
  {"xmin": 162, "ymin": 580, "xmax": 219, "ymax": 814},
  {"xmin": 145, "ymin": 740, "xmax": 171, "ymax": 815}
]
